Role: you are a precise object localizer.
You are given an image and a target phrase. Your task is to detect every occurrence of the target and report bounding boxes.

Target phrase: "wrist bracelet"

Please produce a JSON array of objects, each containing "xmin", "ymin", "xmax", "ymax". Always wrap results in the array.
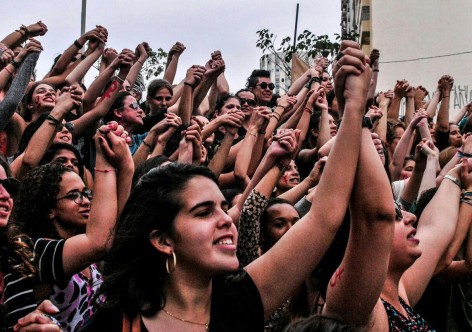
[
  {"xmin": 457, "ymin": 150, "xmax": 472, "ymax": 158},
  {"xmin": 463, "ymin": 191, "xmax": 472, "ymax": 197},
  {"xmin": 142, "ymin": 141, "xmax": 153, "ymax": 149},
  {"xmin": 136, "ymin": 59, "xmax": 145, "ymax": 65},
  {"xmin": 362, "ymin": 117, "xmax": 373, "ymax": 129},
  {"xmin": 3, "ymin": 66, "xmax": 13, "ymax": 75},
  {"xmin": 373, "ymin": 69, "xmax": 379, "ymax": 72},
  {"xmin": 304, "ymin": 107, "xmax": 312, "ymax": 114},
  {"xmin": 80, "ymin": 54, "xmax": 87, "ymax": 60},
  {"xmin": 271, "ymin": 113, "xmax": 281, "ymax": 121},
  {"xmin": 46, "ymin": 114, "xmax": 61, "ymax": 126},
  {"xmin": 184, "ymin": 82, "xmax": 195, "ymax": 88},
  {"xmin": 258, "ymin": 129, "xmax": 266, "ymax": 135},
  {"xmin": 15, "ymin": 29, "xmax": 26, "ymax": 38},
  {"xmin": 114, "ymin": 75, "xmax": 125, "ymax": 84},
  {"xmin": 248, "ymin": 131, "xmax": 257, "ymax": 138},
  {"xmin": 445, "ymin": 174, "xmax": 461, "ymax": 188},
  {"xmin": 10, "ymin": 59, "xmax": 21, "ymax": 69},
  {"xmin": 460, "ymin": 198, "xmax": 472, "ymax": 207},
  {"xmin": 74, "ymin": 40, "xmax": 83, "ymax": 49},
  {"xmin": 20, "ymin": 25, "xmax": 30, "ymax": 37},
  {"xmin": 94, "ymin": 168, "xmax": 116, "ymax": 173},
  {"xmin": 443, "ymin": 95, "xmax": 450, "ymax": 98}
]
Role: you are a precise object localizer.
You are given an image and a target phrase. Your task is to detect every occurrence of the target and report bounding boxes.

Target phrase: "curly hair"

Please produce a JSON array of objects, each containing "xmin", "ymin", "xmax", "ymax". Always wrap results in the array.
[
  {"xmin": 98, "ymin": 163, "xmax": 217, "ymax": 318},
  {"xmin": 11, "ymin": 163, "xmax": 73, "ymax": 239}
]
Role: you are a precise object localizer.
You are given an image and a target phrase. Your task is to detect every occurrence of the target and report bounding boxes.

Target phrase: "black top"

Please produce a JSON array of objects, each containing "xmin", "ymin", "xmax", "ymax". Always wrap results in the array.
[{"xmin": 82, "ymin": 270, "xmax": 264, "ymax": 331}]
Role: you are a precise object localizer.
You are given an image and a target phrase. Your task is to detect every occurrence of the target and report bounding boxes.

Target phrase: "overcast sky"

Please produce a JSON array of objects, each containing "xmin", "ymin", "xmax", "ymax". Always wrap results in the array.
[{"xmin": 3, "ymin": 0, "xmax": 340, "ymax": 92}]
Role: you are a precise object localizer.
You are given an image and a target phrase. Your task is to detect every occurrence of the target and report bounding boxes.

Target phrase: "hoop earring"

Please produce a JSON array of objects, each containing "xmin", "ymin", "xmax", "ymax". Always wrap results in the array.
[{"xmin": 166, "ymin": 251, "xmax": 177, "ymax": 274}]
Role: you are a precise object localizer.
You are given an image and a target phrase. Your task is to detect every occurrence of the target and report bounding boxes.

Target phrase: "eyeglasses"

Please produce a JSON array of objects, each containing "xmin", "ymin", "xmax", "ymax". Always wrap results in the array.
[
  {"xmin": 57, "ymin": 122, "xmax": 74, "ymax": 132},
  {"xmin": 117, "ymin": 102, "xmax": 140, "ymax": 111},
  {"xmin": 394, "ymin": 202, "xmax": 403, "ymax": 221},
  {"xmin": 255, "ymin": 82, "xmax": 275, "ymax": 90},
  {"xmin": 56, "ymin": 189, "xmax": 93, "ymax": 205},
  {"xmin": 239, "ymin": 98, "xmax": 256, "ymax": 107},
  {"xmin": 0, "ymin": 178, "xmax": 19, "ymax": 196}
]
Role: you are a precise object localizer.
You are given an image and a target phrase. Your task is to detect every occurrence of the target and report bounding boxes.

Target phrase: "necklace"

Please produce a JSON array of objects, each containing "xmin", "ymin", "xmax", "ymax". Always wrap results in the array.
[{"xmin": 162, "ymin": 308, "xmax": 209, "ymax": 331}]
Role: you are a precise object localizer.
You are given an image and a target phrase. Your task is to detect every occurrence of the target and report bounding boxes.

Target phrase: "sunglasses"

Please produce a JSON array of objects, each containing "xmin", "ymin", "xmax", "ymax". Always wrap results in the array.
[
  {"xmin": 0, "ymin": 178, "xmax": 19, "ymax": 196},
  {"xmin": 239, "ymin": 98, "xmax": 256, "ymax": 107},
  {"xmin": 57, "ymin": 122, "xmax": 74, "ymax": 132},
  {"xmin": 56, "ymin": 189, "xmax": 93, "ymax": 205},
  {"xmin": 117, "ymin": 102, "xmax": 140, "ymax": 110},
  {"xmin": 394, "ymin": 202, "xmax": 403, "ymax": 221},
  {"xmin": 255, "ymin": 82, "xmax": 275, "ymax": 90}
]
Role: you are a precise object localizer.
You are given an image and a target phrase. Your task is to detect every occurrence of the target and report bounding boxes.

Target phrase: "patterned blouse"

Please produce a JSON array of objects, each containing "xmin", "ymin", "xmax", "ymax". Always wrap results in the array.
[
  {"xmin": 237, "ymin": 189, "xmax": 291, "ymax": 332},
  {"xmin": 381, "ymin": 297, "xmax": 435, "ymax": 331}
]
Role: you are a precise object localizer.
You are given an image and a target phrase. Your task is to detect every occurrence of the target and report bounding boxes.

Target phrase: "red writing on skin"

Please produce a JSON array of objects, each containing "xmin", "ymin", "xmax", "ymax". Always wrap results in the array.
[
  {"xmin": 102, "ymin": 80, "xmax": 119, "ymax": 99},
  {"xmin": 329, "ymin": 266, "xmax": 345, "ymax": 287},
  {"xmin": 282, "ymin": 173, "xmax": 289, "ymax": 185},
  {"xmin": 34, "ymin": 96, "xmax": 40, "ymax": 106}
]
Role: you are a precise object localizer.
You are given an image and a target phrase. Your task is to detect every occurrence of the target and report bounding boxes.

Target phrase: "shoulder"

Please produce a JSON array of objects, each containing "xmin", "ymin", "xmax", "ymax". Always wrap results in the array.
[{"xmin": 210, "ymin": 270, "xmax": 264, "ymax": 331}]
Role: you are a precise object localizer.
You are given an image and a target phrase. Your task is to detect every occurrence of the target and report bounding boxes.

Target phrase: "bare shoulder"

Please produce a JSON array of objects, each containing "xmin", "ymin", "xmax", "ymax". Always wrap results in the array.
[{"xmin": 364, "ymin": 300, "xmax": 389, "ymax": 332}]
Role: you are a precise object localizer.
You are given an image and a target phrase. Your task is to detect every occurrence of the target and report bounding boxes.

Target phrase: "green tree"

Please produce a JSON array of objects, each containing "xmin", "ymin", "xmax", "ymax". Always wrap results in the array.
[
  {"xmin": 255, "ymin": 29, "xmax": 359, "ymax": 77},
  {"xmin": 141, "ymin": 47, "xmax": 168, "ymax": 80}
]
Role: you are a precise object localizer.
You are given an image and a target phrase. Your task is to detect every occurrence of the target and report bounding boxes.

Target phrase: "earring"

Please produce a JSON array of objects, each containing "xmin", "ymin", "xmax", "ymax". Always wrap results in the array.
[{"xmin": 166, "ymin": 251, "xmax": 177, "ymax": 274}]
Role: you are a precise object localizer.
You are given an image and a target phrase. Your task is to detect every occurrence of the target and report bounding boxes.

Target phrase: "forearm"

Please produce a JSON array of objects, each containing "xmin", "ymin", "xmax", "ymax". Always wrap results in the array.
[
  {"xmin": 452, "ymin": 106, "xmax": 468, "ymax": 124},
  {"xmin": 193, "ymin": 76, "xmax": 215, "ymax": 113},
  {"xmin": 163, "ymin": 55, "xmax": 179, "ymax": 84},
  {"xmin": 0, "ymin": 53, "xmax": 39, "ymax": 131},
  {"xmin": 125, "ymin": 59, "xmax": 145, "ymax": 89},
  {"xmin": 400, "ymin": 169, "xmax": 424, "ymax": 204},
  {"xmin": 205, "ymin": 82, "xmax": 218, "ymax": 119},
  {"xmin": 317, "ymin": 108, "xmax": 331, "ymax": 149},
  {"xmin": 49, "ymin": 39, "xmax": 83, "ymax": 76},
  {"xmin": 390, "ymin": 126, "xmax": 414, "ymax": 180},
  {"xmin": 1, "ymin": 30, "xmax": 26, "ymax": 49},
  {"xmin": 387, "ymin": 97, "xmax": 402, "ymax": 120},
  {"xmin": 419, "ymin": 156, "xmax": 438, "ymax": 195},
  {"xmin": 233, "ymin": 130, "xmax": 258, "ymax": 183},
  {"xmin": 216, "ymin": 73, "xmax": 230, "ymax": 96},
  {"xmin": 436, "ymin": 96, "xmax": 450, "ymax": 131},
  {"xmin": 82, "ymin": 65, "xmax": 116, "ymax": 112},
  {"xmin": 132, "ymin": 134, "xmax": 155, "ymax": 169},
  {"xmin": 367, "ymin": 71, "xmax": 378, "ymax": 100},
  {"xmin": 404, "ymin": 97, "xmax": 415, "ymax": 127},
  {"xmin": 375, "ymin": 101, "xmax": 389, "ymax": 142},
  {"xmin": 437, "ymin": 152, "xmax": 460, "ymax": 186},
  {"xmin": 178, "ymin": 85, "xmax": 193, "ymax": 125},
  {"xmin": 208, "ymin": 132, "xmax": 235, "ymax": 179},
  {"xmin": 65, "ymin": 50, "xmax": 101, "ymax": 85},
  {"xmin": 264, "ymin": 106, "xmax": 285, "ymax": 140},
  {"xmin": 287, "ymin": 72, "xmax": 310, "ymax": 96},
  {"xmin": 116, "ymin": 164, "xmax": 134, "ymax": 218},
  {"xmin": 426, "ymin": 90, "xmax": 440, "ymax": 118},
  {"xmin": 278, "ymin": 177, "xmax": 313, "ymax": 205}
]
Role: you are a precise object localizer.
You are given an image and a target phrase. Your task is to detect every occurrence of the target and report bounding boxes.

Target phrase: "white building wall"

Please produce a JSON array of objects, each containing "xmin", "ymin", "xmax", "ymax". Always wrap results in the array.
[{"xmin": 371, "ymin": 0, "xmax": 472, "ymax": 111}]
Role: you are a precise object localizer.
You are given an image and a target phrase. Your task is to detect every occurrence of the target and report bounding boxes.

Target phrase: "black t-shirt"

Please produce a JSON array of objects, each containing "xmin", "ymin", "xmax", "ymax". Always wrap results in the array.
[{"xmin": 82, "ymin": 270, "xmax": 264, "ymax": 331}]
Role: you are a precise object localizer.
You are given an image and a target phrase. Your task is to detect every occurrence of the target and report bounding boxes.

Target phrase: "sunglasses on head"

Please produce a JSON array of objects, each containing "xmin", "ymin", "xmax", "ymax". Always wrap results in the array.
[
  {"xmin": 256, "ymin": 82, "xmax": 275, "ymax": 90},
  {"xmin": 0, "ymin": 178, "xmax": 20, "ymax": 196},
  {"xmin": 239, "ymin": 98, "xmax": 256, "ymax": 107}
]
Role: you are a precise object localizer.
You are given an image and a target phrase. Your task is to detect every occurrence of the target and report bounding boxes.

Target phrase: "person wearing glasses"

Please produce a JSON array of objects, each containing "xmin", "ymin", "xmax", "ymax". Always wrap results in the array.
[
  {"xmin": 235, "ymin": 89, "xmax": 258, "ymax": 137},
  {"xmin": 3, "ymin": 125, "xmax": 133, "ymax": 331},
  {"xmin": 246, "ymin": 69, "xmax": 274, "ymax": 107}
]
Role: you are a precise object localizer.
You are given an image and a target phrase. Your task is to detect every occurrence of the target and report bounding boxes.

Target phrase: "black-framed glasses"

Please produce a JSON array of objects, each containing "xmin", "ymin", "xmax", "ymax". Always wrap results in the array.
[
  {"xmin": 239, "ymin": 98, "xmax": 256, "ymax": 107},
  {"xmin": 117, "ymin": 102, "xmax": 140, "ymax": 110},
  {"xmin": 57, "ymin": 122, "xmax": 74, "ymax": 132},
  {"xmin": 0, "ymin": 178, "xmax": 19, "ymax": 196},
  {"xmin": 394, "ymin": 202, "xmax": 403, "ymax": 221},
  {"xmin": 255, "ymin": 82, "xmax": 275, "ymax": 90},
  {"xmin": 56, "ymin": 189, "xmax": 93, "ymax": 205}
]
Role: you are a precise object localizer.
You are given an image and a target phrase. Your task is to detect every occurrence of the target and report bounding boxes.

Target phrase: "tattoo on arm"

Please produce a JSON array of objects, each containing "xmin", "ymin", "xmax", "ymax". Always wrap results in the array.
[{"xmin": 329, "ymin": 266, "xmax": 345, "ymax": 288}]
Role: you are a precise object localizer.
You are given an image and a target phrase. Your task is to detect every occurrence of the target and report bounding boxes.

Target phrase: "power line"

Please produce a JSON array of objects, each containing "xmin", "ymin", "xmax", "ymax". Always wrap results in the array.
[{"xmin": 380, "ymin": 50, "xmax": 472, "ymax": 64}]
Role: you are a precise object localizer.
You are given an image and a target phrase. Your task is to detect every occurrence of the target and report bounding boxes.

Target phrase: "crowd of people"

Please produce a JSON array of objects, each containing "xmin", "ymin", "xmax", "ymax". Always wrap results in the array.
[{"xmin": 0, "ymin": 20, "xmax": 471, "ymax": 332}]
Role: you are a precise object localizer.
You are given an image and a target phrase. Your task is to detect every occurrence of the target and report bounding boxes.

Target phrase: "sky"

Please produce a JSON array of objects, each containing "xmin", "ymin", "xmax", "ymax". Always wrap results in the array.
[{"xmin": 2, "ymin": 0, "xmax": 340, "ymax": 92}]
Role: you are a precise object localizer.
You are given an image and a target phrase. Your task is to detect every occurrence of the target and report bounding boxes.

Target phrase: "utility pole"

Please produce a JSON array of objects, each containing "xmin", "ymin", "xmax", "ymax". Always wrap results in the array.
[{"xmin": 81, "ymin": 0, "xmax": 87, "ymax": 35}]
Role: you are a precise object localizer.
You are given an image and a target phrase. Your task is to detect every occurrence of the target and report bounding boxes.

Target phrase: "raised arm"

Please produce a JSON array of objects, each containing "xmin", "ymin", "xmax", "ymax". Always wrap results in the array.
[
  {"xmin": 435, "ymin": 75, "xmax": 454, "ymax": 133},
  {"xmin": 400, "ymin": 162, "xmax": 464, "ymax": 306},
  {"xmin": 0, "ymin": 43, "xmax": 41, "ymax": 131},
  {"xmin": 246, "ymin": 41, "xmax": 371, "ymax": 319},
  {"xmin": 178, "ymin": 65, "xmax": 205, "ymax": 125},
  {"xmin": 390, "ymin": 111, "xmax": 427, "ymax": 180},
  {"xmin": 323, "ymin": 126, "xmax": 395, "ymax": 327},
  {"xmin": 163, "ymin": 42, "xmax": 185, "ymax": 84},
  {"xmin": 368, "ymin": 49, "xmax": 380, "ymax": 100},
  {"xmin": 62, "ymin": 127, "xmax": 131, "ymax": 276},
  {"xmin": 125, "ymin": 42, "xmax": 150, "ymax": 89},
  {"xmin": 65, "ymin": 39, "xmax": 105, "ymax": 85},
  {"xmin": 1, "ymin": 21, "xmax": 47, "ymax": 50},
  {"xmin": 387, "ymin": 80, "xmax": 408, "ymax": 120}
]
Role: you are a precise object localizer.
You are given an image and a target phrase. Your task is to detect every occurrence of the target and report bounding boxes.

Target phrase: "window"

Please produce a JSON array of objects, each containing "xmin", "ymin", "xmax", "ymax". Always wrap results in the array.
[{"xmin": 361, "ymin": 6, "xmax": 370, "ymax": 20}]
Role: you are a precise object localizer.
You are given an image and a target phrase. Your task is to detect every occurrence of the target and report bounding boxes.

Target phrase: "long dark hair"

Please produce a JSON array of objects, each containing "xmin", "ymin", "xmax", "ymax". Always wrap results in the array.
[{"xmin": 98, "ymin": 163, "xmax": 217, "ymax": 317}]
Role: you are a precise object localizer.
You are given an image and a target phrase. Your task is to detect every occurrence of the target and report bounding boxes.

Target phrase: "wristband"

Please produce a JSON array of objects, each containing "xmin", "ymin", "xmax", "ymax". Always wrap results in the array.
[
  {"xmin": 114, "ymin": 75, "xmax": 125, "ymax": 84},
  {"xmin": 305, "ymin": 77, "xmax": 321, "ymax": 89},
  {"xmin": 444, "ymin": 174, "xmax": 461, "ymax": 188},
  {"xmin": 3, "ymin": 66, "xmax": 13, "ymax": 75},
  {"xmin": 94, "ymin": 168, "xmax": 116, "ymax": 173},
  {"xmin": 457, "ymin": 150, "xmax": 472, "ymax": 158},
  {"xmin": 46, "ymin": 114, "xmax": 61, "ymax": 126},
  {"xmin": 184, "ymin": 82, "xmax": 195, "ymax": 88},
  {"xmin": 362, "ymin": 117, "xmax": 373, "ymax": 129},
  {"xmin": 74, "ymin": 40, "xmax": 83, "ymax": 49},
  {"xmin": 142, "ymin": 141, "xmax": 153, "ymax": 149},
  {"xmin": 10, "ymin": 59, "xmax": 21, "ymax": 69}
]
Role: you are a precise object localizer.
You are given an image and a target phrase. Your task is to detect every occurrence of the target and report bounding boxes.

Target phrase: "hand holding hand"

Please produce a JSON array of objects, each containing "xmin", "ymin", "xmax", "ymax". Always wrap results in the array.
[
  {"xmin": 95, "ymin": 121, "xmax": 133, "ymax": 171},
  {"xmin": 169, "ymin": 42, "xmax": 186, "ymax": 58},
  {"xmin": 394, "ymin": 79, "xmax": 409, "ymax": 98},
  {"xmin": 184, "ymin": 65, "xmax": 206, "ymax": 87},
  {"xmin": 13, "ymin": 300, "xmax": 61, "ymax": 332},
  {"xmin": 24, "ymin": 21, "xmax": 48, "ymax": 37},
  {"xmin": 55, "ymin": 84, "xmax": 83, "ymax": 112},
  {"xmin": 15, "ymin": 38, "xmax": 43, "ymax": 62}
]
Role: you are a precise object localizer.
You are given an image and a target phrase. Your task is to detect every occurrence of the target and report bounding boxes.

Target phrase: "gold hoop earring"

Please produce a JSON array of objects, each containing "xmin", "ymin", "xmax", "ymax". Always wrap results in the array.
[{"xmin": 166, "ymin": 251, "xmax": 177, "ymax": 274}]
